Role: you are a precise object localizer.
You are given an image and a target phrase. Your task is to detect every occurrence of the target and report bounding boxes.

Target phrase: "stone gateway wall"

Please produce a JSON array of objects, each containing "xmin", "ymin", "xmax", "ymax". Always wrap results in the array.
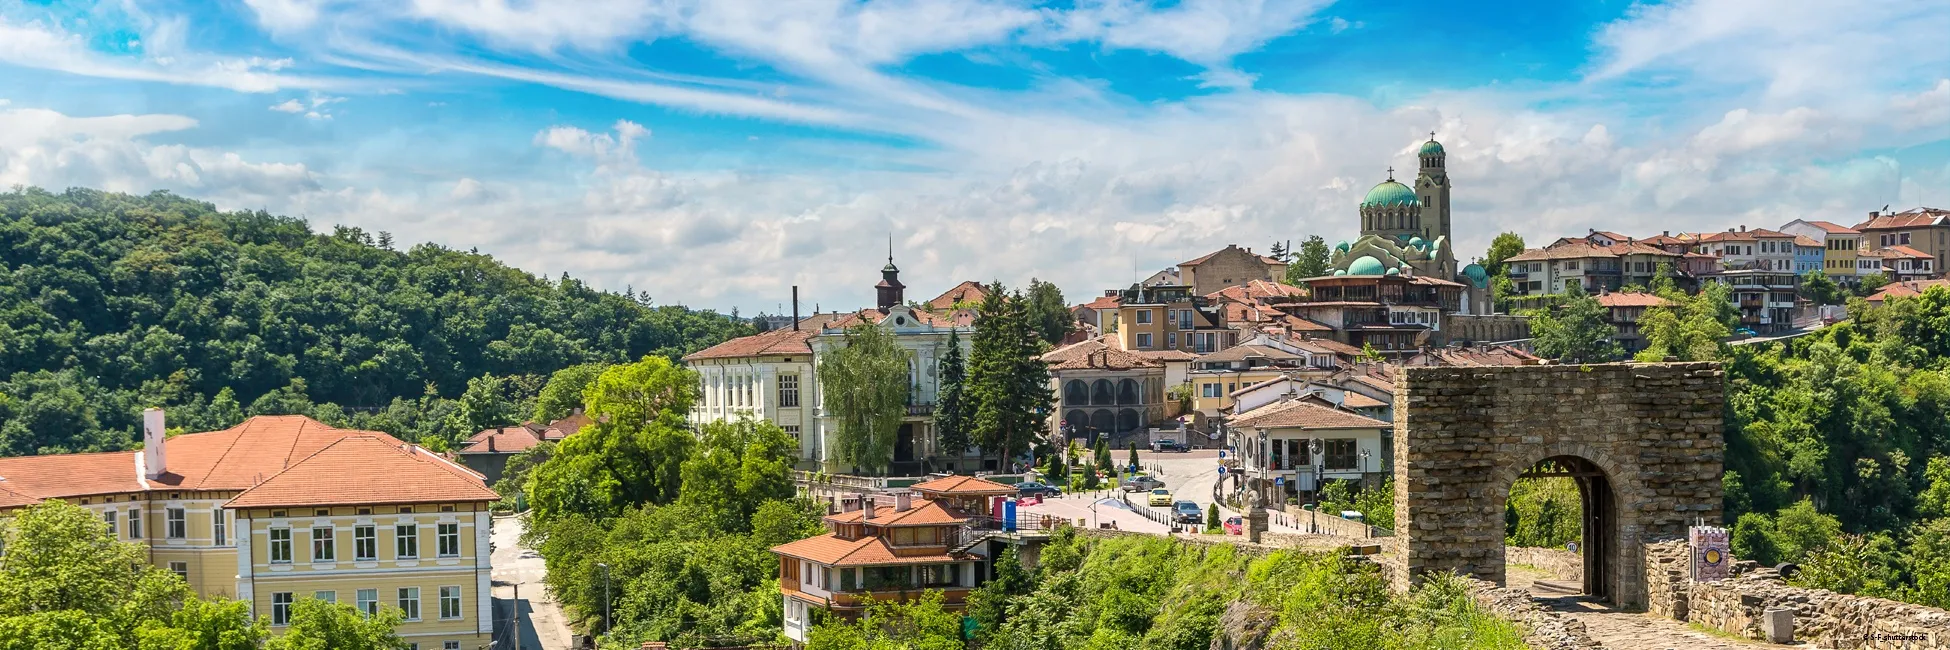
[
  {"xmin": 1392, "ymin": 362, "xmax": 1725, "ymax": 609},
  {"xmin": 1645, "ymin": 540, "xmax": 1950, "ymax": 649},
  {"xmin": 1506, "ymin": 546, "xmax": 1584, "ymax": 584}
]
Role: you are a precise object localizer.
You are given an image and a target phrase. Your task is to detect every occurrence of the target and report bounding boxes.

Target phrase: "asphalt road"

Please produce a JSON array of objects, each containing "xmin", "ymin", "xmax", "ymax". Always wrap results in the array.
[{"xmin": 491, "ymin": 515, "xmax": 574, "ymax": 650}]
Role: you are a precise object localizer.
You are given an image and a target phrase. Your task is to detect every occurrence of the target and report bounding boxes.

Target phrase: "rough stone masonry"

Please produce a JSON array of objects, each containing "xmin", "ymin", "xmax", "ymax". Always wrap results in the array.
[{"xmin": 1391, "ymin": 362, "xmax": 1725, "ymax": 609}]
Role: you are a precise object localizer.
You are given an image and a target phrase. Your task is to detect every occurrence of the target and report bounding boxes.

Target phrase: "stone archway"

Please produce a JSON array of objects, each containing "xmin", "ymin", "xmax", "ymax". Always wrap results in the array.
[{"xmin": 1391, "ymin": 362, "xmax": 1724, "ymax": 609}]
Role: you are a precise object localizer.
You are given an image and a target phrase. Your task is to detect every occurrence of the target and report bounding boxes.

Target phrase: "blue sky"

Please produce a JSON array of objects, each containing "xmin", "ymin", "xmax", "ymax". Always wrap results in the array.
[{"xmin": 2, "ymin": 0, "xmax": 1948, "ymax": 313}]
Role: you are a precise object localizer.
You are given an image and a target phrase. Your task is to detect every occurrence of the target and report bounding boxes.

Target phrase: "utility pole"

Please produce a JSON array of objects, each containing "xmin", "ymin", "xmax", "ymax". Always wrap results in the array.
[{"xmin": 598, "ymin": 563, "xmax": 612, "ymax": 637}]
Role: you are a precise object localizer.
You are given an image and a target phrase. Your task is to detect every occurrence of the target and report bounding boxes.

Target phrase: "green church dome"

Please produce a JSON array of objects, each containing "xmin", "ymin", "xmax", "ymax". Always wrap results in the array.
[
  {"xmin": 1335, "ymin": 240, "xmax": 1350, "ymax": 253},
  {"xmin": 1409, "ymin": 236, "xmax": 1426, "ymax": 248},
  {"xmin": 1384, "ymin": 267, "xmax": 1400, "ymax": 276},
  {"xmin": 1462, "ymin": 263, "xmax": 1489, "ymax": 288},
  {"xmin": 1362, "ymin": 180, "xmax": 1419, "ymax": 208},
  {"xmin": 1332, "ymin": 269, "xmax": 1347, "ymax": 276},
  {"xmin": 1347, "ymin": 255, "xmax": 1385, "ymax": 276},
  {"xmin": 1419, "ymin": 139, "xmax": 1444, "ymax": 156}
]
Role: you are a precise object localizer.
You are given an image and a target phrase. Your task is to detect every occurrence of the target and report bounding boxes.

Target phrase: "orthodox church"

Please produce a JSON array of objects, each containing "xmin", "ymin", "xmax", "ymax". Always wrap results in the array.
[{"xmin": 1325, "ymin": 133, "xmax": 1493, "ymax": 312}]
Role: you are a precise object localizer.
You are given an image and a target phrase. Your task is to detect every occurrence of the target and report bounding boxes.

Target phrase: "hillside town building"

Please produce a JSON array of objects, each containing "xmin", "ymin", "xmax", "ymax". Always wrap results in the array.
[{"xmin": 0, "ymin": 413, "xmax": 497, "ymax": 648}]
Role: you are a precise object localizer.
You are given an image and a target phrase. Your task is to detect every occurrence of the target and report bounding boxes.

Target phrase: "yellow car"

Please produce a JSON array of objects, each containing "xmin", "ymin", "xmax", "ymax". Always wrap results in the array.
[{"xmin": 1147, "ymin": 488, "xmax": 1172, "ymax": 507}]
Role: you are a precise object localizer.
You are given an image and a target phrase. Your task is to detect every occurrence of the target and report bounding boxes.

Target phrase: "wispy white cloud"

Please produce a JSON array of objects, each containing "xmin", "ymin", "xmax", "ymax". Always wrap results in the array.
[
  {"xmin": 270, "ymin": 99, "xmax": 305, "ymax": 113},
  {"xmin": 0, "ymin": 16, "xmax": 334, "ymax": 93}
]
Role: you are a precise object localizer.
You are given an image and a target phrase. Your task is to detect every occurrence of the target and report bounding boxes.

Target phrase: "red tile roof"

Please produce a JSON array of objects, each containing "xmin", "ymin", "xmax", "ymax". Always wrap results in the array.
[
  {"xmin": 545, "ymin": 411, "xmax": 592, "ymax": 438},
  {"xmin": 1341, "ymin": 392, "xmax": 1388, "ymax": 409},
  {"xmin": 927, "ymin": 281, "xmax": 991, "ymax": 311},
  {"xmin": 910, "ymin": 475, "xmax": 1017, "ymax": 496},
  {"xmin": 1638, "ymin": 234, "xmax": 1690, "ymax": 247},
  {"xmin": 1595, "ymin": 292, "xmax": 1670, "ymax": 308},
  {"xmin": 1699, "ymin": 228, "xmax": 1792, "ymax": 243},
  {"xmin": 1880, "ymin": 245, "xmax": 1933, "ymax": 260},
  {"xmin": 456, "ymin": 426, "xmax": 544, "ymax": 455},
  {"xmin": 823, "ymin": 499, "xmax": 970, "ymax": 527},
  {"xmin": 1043, "ymin": 339, "xmax": 1162, "ymax": 370},
  {"xmin": 683, "ymin": 327, "xmax": 815, "ymax": 361},
  {"xmin": 1135, "ymin": 349, "xmax": 1198, "ymax": 362},
  {"xmin": 1866, "ymin": 279, "xmax": 1950, "ymax": 303},
  {"xmin": 227, "ymin": 435, "xmax": 497, "ymax": 508},
  {"xmin": 1792, "ymin": 235, "xmax": 1822, "ymax": 247},
  {"xmin": 772, "ymin": 533, "xmax": 968, "ymax": 567},
  {"xmin": 1801, "ymin": 221, "xmax": 1860, "ymax": 235},
  {"xmin": 1855, "ymin": 208, "xmax": 1950, "ymax": 231},
  {"xmin": 1080, "ymin": 294, "xmax": 1122, "ymax": 310},
  {"xmin": 0, "ymin": 483, "xmax": 43, "ymax": 508},
  {"xmin": 1230, "ymin": 397, "xmax": 1388, "ymax": 430}
]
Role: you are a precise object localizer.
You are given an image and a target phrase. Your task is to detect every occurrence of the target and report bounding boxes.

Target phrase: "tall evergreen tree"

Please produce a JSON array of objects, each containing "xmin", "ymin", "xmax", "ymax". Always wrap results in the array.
[
  {"xmin": 969, "ymin": 283, "xmax": 1051, "ymax": 472},
  {"xmin": 1024, "ymin": 278, "xmax": 1074, "ymax": 345},
  {"xmin": 934, "ymin": 329, "xmax": 972, "ymax": 457}
]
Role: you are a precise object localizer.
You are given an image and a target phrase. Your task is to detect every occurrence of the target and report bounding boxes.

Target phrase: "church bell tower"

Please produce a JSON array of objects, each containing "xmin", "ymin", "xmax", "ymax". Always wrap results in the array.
[{"xmin": 1413, "ymin": 132, "xmax": 1455, "ymax": 277}]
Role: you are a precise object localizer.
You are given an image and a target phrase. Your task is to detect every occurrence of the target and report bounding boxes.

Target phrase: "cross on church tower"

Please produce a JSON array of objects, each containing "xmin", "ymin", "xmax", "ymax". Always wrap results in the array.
[{"xmin": 1386, "ymin": 166, "xmax": 1394, "ymax": 181}]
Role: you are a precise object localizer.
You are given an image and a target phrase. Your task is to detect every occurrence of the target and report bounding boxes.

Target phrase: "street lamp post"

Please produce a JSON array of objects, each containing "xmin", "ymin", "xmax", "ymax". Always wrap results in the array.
[
  {"xmin": 1359, "ymin": 447, "xmax": 1372, "ymax": 488},
  {"xmin": 597, "ymin": 562, "xmax": 611, "ymax": 636}
]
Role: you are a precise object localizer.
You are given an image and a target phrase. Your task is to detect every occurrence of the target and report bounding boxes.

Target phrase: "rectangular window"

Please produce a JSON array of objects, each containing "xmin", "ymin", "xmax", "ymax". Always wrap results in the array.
[
  {"xmin": 397, "ymin": 587, "xmax": 421, "ymax": 621},
  {"xmin": 1901, "ymin": 233, "xmax": 1912, "ymax": 245},
  {"xmin": 437, "ymin": 523, "xmax": 460, "ymax": 558},
  {"xmin": 129, "ymin": 508, "xmax": 142, "ymax": 539},
  {"xmin": 213, "ymin": 508, "xmax": 227, "ymax": 546},
  {"xmin": 311, "ymin": 526, "xmax": 335, "ymax": 562},
  {"xmin": 1178, "ymin": 310, "xmax": 1193, "ymax": 329},
  {"xmin": 446, "ymin": 642, "xmax": 461, "ymax": 650},
  {"xmin": 272, "ymin": 592, "xmax": 294, "ymax": 626},
  {"xmin": 439, "ymin": 586, "xmax": 463, "ymax": 620},
  {"xmin": 784, "ymin": 425, "xmax": 801, "ymax": 446},
  {"xmin": 314, "ymin": 590, "xmax": 336, "ymax": 604},
  {"xmin": 354, "ymin": 525, "xmax": 377, "ymax": 561},
  {"xmin": 104, "ymin": 510, "xmax": 117, "ymax": 538},
  {"xmin": 269, "ymin": 528, "xmax": 292, "ymax": 564},
  {"xmin": 165, "ymin": 507, "xmax": 185, "ymax": 539},
  {"xmin": 1166, "ymin": 332, "xmax": 1176, "ymax": 348},
  {"xmin": 1202, "ymin": 383, "xmax": 1222, "ymax": 398},
  {"xmin": 1135, "ymin": 309, "xmax": 1152, "ymax": 324},
  {"xmin": 169, "ymin": 561, "xmax": 188, "ymax": 580},
  {"xmin": 1325, "ymin": 439, "xmax": 1359, "ymax": 470},
  {"xmin": 778, "ymin": 373, "xmax": 800, "ymax": 407},
  {"xmin": 1135, "ymin": 333, "xmax": 1152, "ymax": 348},
  {"xmin": 356, "ymin": 589, "xmax": 379, "ymax": 617},
  {"xmin": 396, "ymin": 523, "xmax": 418, "ymax": 559}
]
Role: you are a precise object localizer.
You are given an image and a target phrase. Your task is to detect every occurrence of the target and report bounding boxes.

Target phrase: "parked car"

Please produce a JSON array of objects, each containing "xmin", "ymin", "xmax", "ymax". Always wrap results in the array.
[
  {"xmin": 1223, "ymin": 516, "xmax": 1244, "ymax": 535},
  {"xmin": 1147, "ymin": 488, "xmax": 1173, "ymax": 506},
  {"xmin": 1150, "ymin": 440, "xmax": 1189, "ymax": 453},
  {"xmin": 1173, "ymin": 501, "xmax": 1202, "ymax": 524},
  {"xmin": 1016, "ymin": 482, "xmax": 1062, "ymax": 498},
  {"xmin": 1121, "ymin": 476, "xmax": 1165, "ymax": 492}
]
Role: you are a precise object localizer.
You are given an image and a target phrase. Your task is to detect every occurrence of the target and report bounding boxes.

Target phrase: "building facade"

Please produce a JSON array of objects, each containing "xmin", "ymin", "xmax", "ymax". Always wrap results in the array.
[
  {"xmin": 1044, "ymin": 338, "xmax": 1171, "ymax": 444},
  {"xmin": 1227, "ymin": 395, "xmax": 1391, "ymax": 503},
  {"xmin": 1780, "ymin": 220, "xmax": 1862, "ymax": 281},
  {"xmin": 1856, "ymin": 208, "xmax": 1950, "ymax": 277},
  {"xmin": 1176, "ymin": 244, "xmax": 1288, "ymax": 297}
]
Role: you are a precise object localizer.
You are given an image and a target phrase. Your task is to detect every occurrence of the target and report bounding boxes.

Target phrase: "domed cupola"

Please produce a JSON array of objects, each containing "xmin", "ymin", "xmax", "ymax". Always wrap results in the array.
[
  {"xmin": 1418, "ymin": 132, "xmax": 1444, "ymax": 169},
  {"xmin": 1359, "ymin": 168, "xmax": 1422, "ymax": 235}
]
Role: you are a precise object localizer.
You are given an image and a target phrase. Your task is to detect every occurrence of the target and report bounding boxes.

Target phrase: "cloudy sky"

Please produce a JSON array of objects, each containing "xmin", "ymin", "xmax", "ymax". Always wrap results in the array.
[{"xmin": 3, "ymin": 0, "xmax": 1948, "ymax": 313}]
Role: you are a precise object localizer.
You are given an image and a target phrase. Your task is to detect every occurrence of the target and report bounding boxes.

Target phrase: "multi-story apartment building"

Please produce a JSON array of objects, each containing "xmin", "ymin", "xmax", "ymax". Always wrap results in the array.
[
  {"xmin": 1701, "ymin": 270, "xmax": 1800, "ymax": 333},
  {"xmin": 1044, "ymin": 338, "xmax": 1171, "ymax": 444},
  {"xmin": 1227, "ymin": 394, "xmax": 1391, "ymax": 503},
  {"xmin": 1502, "ymin": 240, "xmax": 1681, "ymax": 296},
  {"xmin": 1779, "ymin": 220, "xmax": 1862, "ymax": 281},
  {"xmin": 683, "ymin": 258, "xmax": 985, "ymax": 475},
  {"xmin": 1114, "ymin": 284, "xmax": 1236, "ymax": 354},
  {"xmin": 1175, "ymin": 244, "xmax": 1289, "ymax": 296},
  {"xmin": 772, "ymin": 476, "xmax": 1015, "ymax": 643},
  {"xmin": 1694, "ymin": 226, "xmax": 1796, "ymax": 272},
  {"xmin": 0, "ymin": 412, "xmax": 497, "ymax": 649},
  {"xmin": 1285, "ymin": 271, "xmax": 1464, "ymax": 351},
  {"xmin": 1187, "ymin": 342, "xmax": 1335, "ymax": 417},
  {"xmin": 1856, "ymin": 208, "xmax": 1950, "ymax": 276},
  {"xmin": 1791, "ymin": 236, "xmax": 1825, "ymax": 275}
]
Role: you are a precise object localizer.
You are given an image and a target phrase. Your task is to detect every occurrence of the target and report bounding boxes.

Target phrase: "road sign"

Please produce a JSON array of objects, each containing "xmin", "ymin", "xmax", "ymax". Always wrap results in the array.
[
  {"xmin": 1274, "ymin": 476, "xmax": 1284, "ymax": 486},
  {"xmin": 1217, "ymin": 466, "xmax": 1227, "ymax": 475},
  {"xmin": 1218, "ymin": 450, "xmax": 1227, "ymax": 459}
]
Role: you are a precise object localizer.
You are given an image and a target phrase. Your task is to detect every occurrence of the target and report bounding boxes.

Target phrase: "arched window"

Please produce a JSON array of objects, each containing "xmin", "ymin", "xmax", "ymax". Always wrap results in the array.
[
  {"xmin": 1117, "ymin": 409, "xmax": 1140, "ymax": 433},
  {"xmin": 1117, "ymin": 379, "xmax": 1140, "ymax": 405},
  {"xmin": 1064, "ymin": 380, "xmax": 1089, "ymax": 406},
  {"xmin": 1092, "ymin": 379, "xmax": 1115, "ymax": 405},
  {"xmin": 1091, "ymin": 410, "xmax": 1115, "ymax": 435},
  {"xmin": 1065, "ymin": 409, "xmax": 1088, "ymax": 433}
]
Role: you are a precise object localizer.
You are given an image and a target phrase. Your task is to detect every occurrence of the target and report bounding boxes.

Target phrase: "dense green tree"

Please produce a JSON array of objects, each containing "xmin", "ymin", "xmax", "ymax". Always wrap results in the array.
[
  {"xmin": 533, "ymin": 363, "xmax": 608, "ymax": 423},
  {"xmin": 494, "ymin": 440, "xmax": 556, "ymax": 502},
  {"xmin": 526, "ymin": 357, "xmax": 700, "ymax": 524},
  {"xmin": 817, "ymin": 323, "xmax": 910, "ymax": 474},
  {"xmin": 263, "ymin": 598, "xmax": 405, "ymax": 650},
  {"xmin": 807, "ymin": 592, "xmax": 964, "ymax": 650},
  {"xmin": 1801, "ymin": 270, "xmax": 1844, "ymax": 306},
  {"xmin": 1025, "ymin": 278, "xmax": 1074, "ymax": 345},
  {"xmin": 1529, "ymin": 283, "xmax": 1621, "ymax": 363},
  {"xmin": 968, "ymin": 284, "xmax": 1052, "ymax": 471},
  {"xmin": 1635, "ymin": 282, "xmax": 1736, "ymax": 362},
  {"xmin": 677, "ymin": 420, "xmax": 799, "ymax": 531},
  {"xmin": 1285, "ymin": 235, "xmax": 1331, "ymax": 283},
  {"xmin": 934, "ymin": 329, "xmax": 972, "ymax": 456},
  {"xmin": 134, "ymin": 598, "xmax": 266, "ymax": 650},
  {"xmin": 1857, "ymin": 272, "xmax": 1891, "ymax": 295},
  {"xmin": 0, "ymin": 187, "xmax": 749, "ymax": 457},
  {"xmin": 1484, "ymin": 232, "xmax": 1526, "ymax": 276}
]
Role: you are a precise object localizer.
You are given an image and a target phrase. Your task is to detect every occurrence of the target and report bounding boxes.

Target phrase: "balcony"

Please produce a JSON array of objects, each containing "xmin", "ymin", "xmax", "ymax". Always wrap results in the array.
[{"xmin": 906, "ymin": 404, "xmax": 934, "ymax": 417}]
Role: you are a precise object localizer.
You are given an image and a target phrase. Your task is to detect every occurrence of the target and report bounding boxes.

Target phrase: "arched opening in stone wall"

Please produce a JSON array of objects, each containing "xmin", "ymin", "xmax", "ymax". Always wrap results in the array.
[{"xmin": 1506, "ymin": 456, "xmax": 1614, "ymax": 600}]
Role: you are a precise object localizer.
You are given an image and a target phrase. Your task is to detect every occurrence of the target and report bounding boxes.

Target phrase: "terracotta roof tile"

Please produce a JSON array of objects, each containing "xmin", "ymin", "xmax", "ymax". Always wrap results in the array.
[
  {"xmin": 1043, "ymin": 339, "xmax": 1161, "ymax": 370},
  {"xmin": 927, "ymin": 281, "xmax": 990, "ymax": 310},
  {"xmin": 1081, "ymin": 294, "xmax": 1122, "ymax": 310},
  {"xmin": 0, "ymin": 450, "xmax": 142, "ymax": 500},
  {"xmin": 1194, "ymin": 344, "xmax": 1301, "ymax": 364},
  {"xmin": 772, "ymin": 533, "xmax": 968, "ymax": 567},
  {"xmin": 1135, "ymin": 349, "xmax": 1198, "ymax": 362},
  {"xmin": 1867, "ymin": 279, "xmax": 1950, "ymax": 303},
  {"xmin": 1880, "ymin": 244, "xmax": 1933, "ymax": 259},
  {"xmin": 0, "ymin": 483, "xmax": 43, "ymax": 508},
  {"xmin": 1595, "ymin": 292, "xmax": 1670, "ymax": 308},
  {"xmin": 682, "ymin": 328, "xmax": 815, "ymax": 361},
  {"xmin": 910, "ymin": 475, "xmax": 1017, "ymax": 496},
  {"xmin": 457, "ymin": 426, "xmax": 544, "ymax": 455},
  {"xmin": 545, "ymin": 411, "xmax": 592, "ymax": 438},
  {"xmin": 227, "ymin": 435, "xmax": 497, "ymax": 508},
  {"xmin": 1340, "ymin": 392, "xmax": 1388, "ymax": 409},
  {"xmin": 822, "ymin": 499, "xmax": 970, "ymax": 527},
  {"xmin": 1231, "ymin": 398, "xmax": 1387, "ymax": 430},
  {"xmin": 1801, "ymin": 221, "xmax": 1860, "ymax": 235},
  {"xmin": 1855, "ymin": 209, "xmax": 1950, "ymax": 231}
]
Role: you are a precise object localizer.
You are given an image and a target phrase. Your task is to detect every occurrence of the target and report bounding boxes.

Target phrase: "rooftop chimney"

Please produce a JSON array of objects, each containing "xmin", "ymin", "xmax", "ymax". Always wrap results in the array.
[
  {"xmin": 1740, "ymin": 225, "xmax": 1747, "ymax": 232},
  {"xmin": 861, "ymin": 494, "xmax": 876, "ymax": 521},
  {"xmin": 1664, "ymin": 230, "xmax": 1671, "ymax": 237},
  {"xmin": 895, "ymin": 492, "xmax": 913, "ymax": 512},
  {"xmin": 792, "ymin": 285, "xmax": 801, "ymax": 331},
  {"xmin": 142, "ymin": 408, "xmax": 166, "ymax": 480}
]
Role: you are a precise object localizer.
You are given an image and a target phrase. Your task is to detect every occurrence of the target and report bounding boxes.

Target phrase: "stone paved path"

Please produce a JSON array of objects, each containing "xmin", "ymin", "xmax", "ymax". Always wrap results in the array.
[{"xmin": 1526, "ymin": 579, "xmax": 1809, "ymax": 650}]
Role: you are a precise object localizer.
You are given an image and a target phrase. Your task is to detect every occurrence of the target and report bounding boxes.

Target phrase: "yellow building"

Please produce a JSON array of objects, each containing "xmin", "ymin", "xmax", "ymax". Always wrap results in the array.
[{"xmin": 0, "ymin": 411, "xmax": 497, "ymax": 650}]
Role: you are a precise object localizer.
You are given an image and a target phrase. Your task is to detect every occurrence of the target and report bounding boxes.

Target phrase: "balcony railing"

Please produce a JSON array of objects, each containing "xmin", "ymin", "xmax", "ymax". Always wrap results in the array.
[{"xmin": 906, "ymin": 404, "xmax": 934, "ymax": 416}]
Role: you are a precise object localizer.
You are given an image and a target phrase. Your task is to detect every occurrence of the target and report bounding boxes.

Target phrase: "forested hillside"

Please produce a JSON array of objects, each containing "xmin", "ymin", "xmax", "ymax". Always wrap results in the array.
[{"xmin": 0, "ymin": 187, "xmax": 750, "ymax": 454}]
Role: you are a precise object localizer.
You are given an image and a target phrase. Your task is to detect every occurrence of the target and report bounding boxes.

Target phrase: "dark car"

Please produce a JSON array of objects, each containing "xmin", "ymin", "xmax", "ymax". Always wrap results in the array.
[
  {"xmin": 1120, "ymin": 476, "xmax": 1165, "ymax": 492},
  {"xmin": 1016, "ymin": 482, "xmax": 1062, "ymax": 498},
  {"xmin": 1172, "ymin": 501, "xmax": 1202, "ymax": 524},
  {"xmin": 1150, "ymin": 440, "xmax": 1189, "ymax": 453}
]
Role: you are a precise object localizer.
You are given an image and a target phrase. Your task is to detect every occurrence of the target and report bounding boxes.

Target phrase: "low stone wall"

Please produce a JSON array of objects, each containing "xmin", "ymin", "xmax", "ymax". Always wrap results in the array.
[
  {"xmin": 1463, "ymin": 579, "xmax": 1602, "ymax": 650},
  {"xmin": 1643, "ymin": 539, "xmax": 1950, "ymax": 648},
  {"xmin": 1506, "ymin": 546, "xmax": 1583, "ymax": 583}
]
